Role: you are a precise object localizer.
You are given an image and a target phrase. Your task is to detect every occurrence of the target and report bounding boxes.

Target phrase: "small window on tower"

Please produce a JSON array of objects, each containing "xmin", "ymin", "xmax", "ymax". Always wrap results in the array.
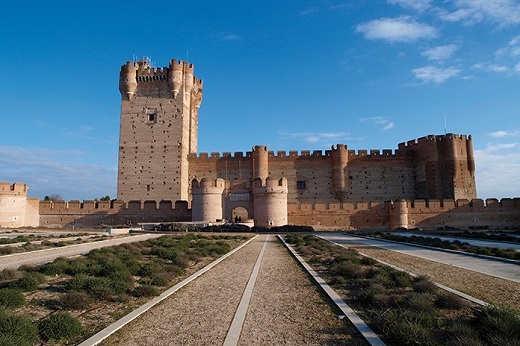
[
  {"xmin": 297, "ymin": 181, "xmax": 306, "ymax": 189},
  {"xmin": 146, "ymin": 108, "xmax": 157, "ymax": 123}
]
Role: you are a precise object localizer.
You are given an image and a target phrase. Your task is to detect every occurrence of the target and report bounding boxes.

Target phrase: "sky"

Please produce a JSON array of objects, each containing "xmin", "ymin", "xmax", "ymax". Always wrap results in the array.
[{"xmin": 1, "ymin": 0, "xmax": 519, "ymax": 201}]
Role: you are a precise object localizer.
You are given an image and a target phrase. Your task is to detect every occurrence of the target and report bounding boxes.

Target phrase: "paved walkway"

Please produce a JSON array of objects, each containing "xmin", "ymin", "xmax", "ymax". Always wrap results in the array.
[
  {"xmin": 0, "ymin": 234, "xmax": 161, "ymax": 270},
  {"xmin": 394, "ymin": 232, "xmax": 520, "ymax": 251},
  {"xmin": 319, "ymin": 233, "xmax": 520, "ymax": 283}
]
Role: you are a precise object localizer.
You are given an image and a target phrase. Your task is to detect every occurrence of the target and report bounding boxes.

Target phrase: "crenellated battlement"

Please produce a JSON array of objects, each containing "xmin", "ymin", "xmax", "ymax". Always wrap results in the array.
[
  {"xmin": 0, "ymin": 182, "xmax": 28, "ymax": 196},
  {"xmin": 189, "ymin": 147, "xmax": 403, "ymax": 161},
  {"xmin": 39, "ymin": 199, "xmax": 190, "ymax": 214},
  {"xmin": 397, "ymin": 133, "xmax": 472, "ymax": 150}
]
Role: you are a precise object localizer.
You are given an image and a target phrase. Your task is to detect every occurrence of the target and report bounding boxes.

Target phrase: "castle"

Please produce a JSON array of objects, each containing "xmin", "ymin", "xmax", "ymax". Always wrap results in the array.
[{"xmin": 1, "ymin": 58, "xmax": 519, "ymax": 230}]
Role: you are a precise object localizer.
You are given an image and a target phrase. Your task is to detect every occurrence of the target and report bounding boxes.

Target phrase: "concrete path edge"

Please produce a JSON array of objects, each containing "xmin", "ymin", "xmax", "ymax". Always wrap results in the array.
[
  {"xmin": 78, "ymin": 235, "xmax": 259, "ymax": 346},
  {"xmin": 278, "ymin": 235, "xmax": 386, "ymax": 346}
]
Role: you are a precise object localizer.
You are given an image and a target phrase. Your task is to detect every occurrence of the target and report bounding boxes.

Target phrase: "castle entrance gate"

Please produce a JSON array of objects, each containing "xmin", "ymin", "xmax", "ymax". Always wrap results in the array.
[{"xmin": 232, "ymin": 207, "xmax": 248, "ymax": 223}]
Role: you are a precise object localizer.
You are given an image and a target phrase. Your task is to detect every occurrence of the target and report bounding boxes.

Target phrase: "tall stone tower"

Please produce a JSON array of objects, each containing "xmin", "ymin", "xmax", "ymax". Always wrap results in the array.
[{"xmin": 117, "ymin": 58, "xmax": 203, "ymax": 202}]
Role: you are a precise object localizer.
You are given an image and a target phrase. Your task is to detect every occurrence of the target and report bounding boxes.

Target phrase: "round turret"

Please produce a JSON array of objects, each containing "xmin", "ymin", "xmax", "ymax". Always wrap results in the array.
[
  {"xmin": 252, "ymin": 145, "xmax": 269, "ymax": 182},
  {"xmin": 191, "ymin": 178, "xmax": 226, "ymax": 222},
  {"xmin": 119, "ymin": 61, "xmax": 138, "ymax": 100},
  {"xmin": 168, "ymin": 59, "xmax": 183, "ymax": 99},
  {"xmin": 390, "ymin": 199, "xmax": 409, "ymax": 230},
  {"xmin": 331, "ymin": 144, "xmax": 349, "ymax": 201},
  {"xmin": 252, "ymin": 177, "xmax": 288, "ymax": 228}
]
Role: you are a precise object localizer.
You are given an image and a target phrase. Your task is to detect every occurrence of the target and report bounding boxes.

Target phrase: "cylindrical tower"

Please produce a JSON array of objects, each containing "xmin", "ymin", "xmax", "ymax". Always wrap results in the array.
[
  {"xmin": 168, "ymin": 59, "xmax": 183, "ymax": 98},
  {"xmin": 119, "ymin": 62, "xmax": 138, "ymax": 101},
  {"xmin": 184, "ymin": 62, "xmax": 194, "ymax": 99},
  {"xmin": 252, "ymin": 177, "xmax": 288, "ymax": 228},
  {"xmin": 331, "ymin": 144, "xmax": 349, "ymax": 201},
  {"xmin": 191, "ymin": 178, "xmax": 226, "ymax": 222},
  {"xmin": 252, "ymin": 145, "xmax": 269, "ymax": 182},
  {"xmin": 466, "ymin": 135, "xmax": 475, "ymax": 174},
  {"xmin": 390, "ymin": 199, "xmax": 409, "ymax": 230}
]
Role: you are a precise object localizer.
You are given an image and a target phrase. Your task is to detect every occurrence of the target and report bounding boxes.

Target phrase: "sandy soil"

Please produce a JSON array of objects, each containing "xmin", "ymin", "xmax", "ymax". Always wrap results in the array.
[{"xmin": 103, "ymin": 235, "xmax": 366, "ymax": 345}]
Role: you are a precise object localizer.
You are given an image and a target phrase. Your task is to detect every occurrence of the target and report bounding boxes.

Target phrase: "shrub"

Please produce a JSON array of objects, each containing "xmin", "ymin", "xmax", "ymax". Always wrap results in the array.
[
  {"xmin": 38, "ymin": 312, "xmax": 83, "ymax": 342},
  {"xmin": 0, "ymin": 289, "xmax": 25, "ymax": 308},
  {"xmin": 65, "ymin": 273, "xmax": 90, "ymax": 292},
  {"xmin": 407, "ymin": 293, "xmax": 435, "ymax": 313},
  {"xmin": 473, "ymin": 306, "xmax": 520, "ymax": 344},
  {"xmin": 446, "ymin": 323, "xmax": 485, "ymax": 346},
  {"xmin": 150, "ymin": 275, "xmax": 169, "ymax": 287},
  {"xmin": 43, "ymin": 257, "xmax": 70, "ymax": 275},
  {"xmin": 10, "ymin": 274, "xmax": 40, "ymax": 292},
  {"xmin": 139, "ymin": 262, "xmax": 163, "ymax": 278},
  {"xmin": 59, "ymin": 291, "xmax": 92, "ymax": 310},
  {"xmin": 0, "ymin": 269, "xmax": 18, "ymax": 282},
  {"xmin": 412, "ymin": 276, "xmax": 438, "ymax": 294},
  {"xmin": 331, "ymin": 261, "xmax": 368, "ymax": 278},
  {"xmin": 132, "ymin": 285, "xmax": 160, "ymax": 297},
  {"xmin": 0, "ymin": 309, "xmax": 39, "ymax": 346},
  {"xmin": 435, "ymin": 293, "xmax": 468, "ymax": 310}
]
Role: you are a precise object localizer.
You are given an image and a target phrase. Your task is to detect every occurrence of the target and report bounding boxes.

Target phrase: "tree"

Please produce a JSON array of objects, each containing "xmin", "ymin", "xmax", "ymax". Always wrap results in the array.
[{"xmin": 43, "ymin": 194, "xmax": 64, "ymax": 202}]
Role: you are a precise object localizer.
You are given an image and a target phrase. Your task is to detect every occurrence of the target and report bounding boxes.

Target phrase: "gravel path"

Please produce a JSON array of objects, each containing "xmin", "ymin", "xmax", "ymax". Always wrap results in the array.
[
  {"xmin": 327, "ymin": 238, "xmax": 520, "ymax": 312},
  {"xmin": 239, "ymin": 236, "xmax": 362, "ymax": 345},
  {"xmin": 102, "ymin": 235, "xmax": 364, "ymax": 346}
]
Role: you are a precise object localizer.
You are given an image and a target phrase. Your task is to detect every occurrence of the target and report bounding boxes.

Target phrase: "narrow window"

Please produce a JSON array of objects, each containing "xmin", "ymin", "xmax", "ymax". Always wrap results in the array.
[{"xmin": 297, "ymin": 181, "xmax": 306, "ymax": 189}]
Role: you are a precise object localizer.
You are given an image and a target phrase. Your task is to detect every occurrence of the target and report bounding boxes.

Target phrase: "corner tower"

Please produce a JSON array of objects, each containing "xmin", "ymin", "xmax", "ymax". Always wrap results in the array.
[{"xmin": 117, "ymin": 58, "xmax": 203, "ymax": 202}]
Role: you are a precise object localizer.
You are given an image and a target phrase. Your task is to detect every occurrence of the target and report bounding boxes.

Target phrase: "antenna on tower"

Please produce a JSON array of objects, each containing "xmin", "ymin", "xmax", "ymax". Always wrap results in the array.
[{"xmin": 444, "ymin": 114, "xmax": 447, "ymax": 135}]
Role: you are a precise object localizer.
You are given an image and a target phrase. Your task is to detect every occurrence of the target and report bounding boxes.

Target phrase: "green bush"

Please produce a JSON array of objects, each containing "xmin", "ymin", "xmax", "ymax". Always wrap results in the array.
[
  {"xmin": 473, "ymin": 306, "xmax": 520, "ymax": 344},
  {"xmin": 331, "ymin": 261, "xmax": 367, "ymax": 278},
  {"xmin": 65, "ymin": 273, "xmax": 91, "ymax": 292},
  {"xmin": 0, "ymin": 269, "xmax": 18, "ymax": 282},
  {"xmin": 446, "ymin": 323, "xmax": 485, "ymax": 346},
  {"xmin": 0, "ymin": 289, "xmax": 25, "ymax": 309},
  {"xmin": 407, "ymin": 293, "xmax": 435, "ymax": 313},
  {"xmin": 10, "ymin": 274, "xmax": 40, "ymax": 292},
  {"xmin": 43, "ymin": 257, "xmax": 70, "ymax": 275},
  {"xmin": 132, "ymin": 285, "xmax": 160, "ymax": 297},
  {"xmin": 0, "ymin": 309, "xmax": 39, "ymax": 346},
  {"xmin": 150, "ymin": 275, "xmax": 169, "ymax": 287},
  {"xmin": 59, "ymin": 291, "xmax": 92, "ymax": 310},
  {"xmin": 412, "ymin": 276, "xmax": 438, "ymax": 294},
  {"xmin": 435, "ymin": 293, "xmax": 467, "ymax": 310},
  {"xmin": 38, "ymin": 312, "xmax": 83, "ymax": 342}
]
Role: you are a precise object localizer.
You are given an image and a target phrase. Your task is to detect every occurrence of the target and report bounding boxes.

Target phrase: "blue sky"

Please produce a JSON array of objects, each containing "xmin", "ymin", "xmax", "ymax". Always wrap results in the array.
[{"xmin": 1, "ymin": 0, "xmax": 519, "ymax": 201}]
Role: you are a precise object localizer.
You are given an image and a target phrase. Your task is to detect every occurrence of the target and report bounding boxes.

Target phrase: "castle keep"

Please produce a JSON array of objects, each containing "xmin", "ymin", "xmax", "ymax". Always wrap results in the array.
[
  {"xmin": 2, "ymin": 58, "xmax": 518, "ymax": 230},
  {"xmin": 115, "ymin": 58, "xmax": 479, "ymax": 228}
]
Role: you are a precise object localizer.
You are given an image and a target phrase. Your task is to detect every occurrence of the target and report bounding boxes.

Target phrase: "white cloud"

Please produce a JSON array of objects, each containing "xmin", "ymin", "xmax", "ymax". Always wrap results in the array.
[
  {"xmin": 472, "ymin": 62, "xmax": 516, "ymax": 74},
  {"xmin": 421, "ymin": 44, "xmax": 458, "ymax": 61},
  {"xmin": 485, "ymin": 143, "xmax": 518, "ymax": 152},
  {"xmin": 488, "ymin": 130, "xmax": 520, "ymax": 137},
  {"xmin": 440, "ymin": 0, "xmax": 520, "ymax": 26},
  {"xmin": 474, "ymin": 143, "xmax": 520, "ymax": 199},
  {"xmin": 495, "ymin": 34, "xmax": 520, "ymax": 58},
  {"xmin": 278, "ymin": 130, "xmax": 354, "ymax": 144},
  {"xmin": 356, "ymin": 16, "xmax": 437, "ymax": 43},
  {"xmin": 220, "ymin": 34, "xmax": 240, "ymax": 42},
  {"xmin": 412, "ymin": 66, "xmax": 461, "ymax": 83},
  {"xmin": 359, "ymin": 117, "xmax": 395, "ymax": 131},
  {"xmin": 299, "ymin": 6, "xmax": 320, "ymax": 16},
  {"xmin": 388, "ymin": 0, "xmax": 432, "ymax": 12},
  {"xmin": 0, "ymin": 145, "xmax": 116, "ymax": 200}
]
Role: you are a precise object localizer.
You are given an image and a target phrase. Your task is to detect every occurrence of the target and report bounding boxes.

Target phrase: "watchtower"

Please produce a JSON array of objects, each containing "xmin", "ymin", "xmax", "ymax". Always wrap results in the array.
[{"xmin": 117, "ymin": 58, "xmax": 203, "ymax": 202}]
